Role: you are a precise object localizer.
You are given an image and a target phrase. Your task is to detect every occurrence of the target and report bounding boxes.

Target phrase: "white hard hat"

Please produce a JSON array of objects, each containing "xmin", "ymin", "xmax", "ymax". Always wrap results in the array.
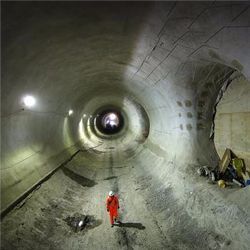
[{"xmin": 109, "ymin": 191, "xmax": 114, "ymax": 196}]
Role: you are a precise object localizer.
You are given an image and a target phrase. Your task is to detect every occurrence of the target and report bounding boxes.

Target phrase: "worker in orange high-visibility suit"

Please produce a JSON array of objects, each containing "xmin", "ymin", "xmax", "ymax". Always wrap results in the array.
[{"xmin": 106, "ymin": 191, "xmax": 120, "ymax": 227}]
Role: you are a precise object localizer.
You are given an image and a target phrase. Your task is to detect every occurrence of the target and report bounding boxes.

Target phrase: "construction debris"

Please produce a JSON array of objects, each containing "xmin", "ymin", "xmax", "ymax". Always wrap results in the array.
[
  {"xmin": 242, "ymin": 171, "xmax": 250, "ymax": 186},
  {"xmin": 198, "ymin": 148, "xmax": 250, "ymax": 188},
  {"xmin": 232, "ymin": 179, "xmax": 244, "ymax": 187},
  {"xmin": 231, "ymin": 158, "xmax": 245, "ymax": 178},
  {"xmin": 197, "ymin": 166, "xmax": 209, "ymax": 176},
  {"xmin": 197, "ymin": 166, "xmax": 217, "ymax": 183},
  {"xmin": 64, "ymin": 213, "xmax": 102, "ymax": 233},
  {"xmin": 218, "ymin": 180, "xmax": 226, "ymax": 188},
  {"xmin": 219, "ymin": 148, "xmax": 232, "ymax": 174}
]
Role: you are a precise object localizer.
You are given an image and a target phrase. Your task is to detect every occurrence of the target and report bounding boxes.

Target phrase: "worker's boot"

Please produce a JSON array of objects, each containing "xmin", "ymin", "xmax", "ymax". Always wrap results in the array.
[
  {"xmin": 114, "ymin": 218, "xmax": 121, "ymax": 224},
  {"xmin": 111, "ymin": 224, "xmax": 114, "ymax": 228}
]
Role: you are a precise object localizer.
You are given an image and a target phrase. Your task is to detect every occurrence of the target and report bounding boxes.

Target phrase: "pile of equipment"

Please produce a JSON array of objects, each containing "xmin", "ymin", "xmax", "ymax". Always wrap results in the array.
[{"xmin": 197, "ymin": 148, "xmax": 250, "ymax": 188}]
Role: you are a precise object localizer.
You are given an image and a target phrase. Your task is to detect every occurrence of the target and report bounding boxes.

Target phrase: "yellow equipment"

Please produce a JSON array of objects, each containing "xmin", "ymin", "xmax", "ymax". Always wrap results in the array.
[
  {"xmin": 231, "ymin": 158, "xmax": 245, "ymax": 178},
  {"xmin": 218, "ymin": 180, "xmax": 226, "ymax": 188}
]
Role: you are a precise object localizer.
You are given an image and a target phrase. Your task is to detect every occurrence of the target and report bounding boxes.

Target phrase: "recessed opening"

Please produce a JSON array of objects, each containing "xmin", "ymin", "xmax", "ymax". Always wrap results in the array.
[
  {"xmin": 214, "ymin": 73, "xmax": 250, "ymax": 171},
  {"xmin": 102, "ymin": 112, "xmax": 119, "ymax": 129},
  {"xmin": 95, "ymin": 108, "xmax": 124, "ymax": 135}
]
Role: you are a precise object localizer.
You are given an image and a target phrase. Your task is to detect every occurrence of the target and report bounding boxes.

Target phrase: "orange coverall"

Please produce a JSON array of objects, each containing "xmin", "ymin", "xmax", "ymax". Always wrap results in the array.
[{"xmin": 106, "ymin": 195, "xmax": 119, "ymax": 225}]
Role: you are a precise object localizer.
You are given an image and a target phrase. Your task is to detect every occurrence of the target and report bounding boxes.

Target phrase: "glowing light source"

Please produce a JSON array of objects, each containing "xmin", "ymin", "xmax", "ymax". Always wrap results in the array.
[
  {"xmin": 83, "ymin": 114, "xmax": 86, "ymax": 118},
  {"xmin": 78, "ymin": 220, "xmax": 83, "ymax": 227},
  {"xmin": 78, "ymin": 118, "xmax": 85, "ymax": 140},
  {"xmin": 68, "ymin": 110, "xmax": 74, "ymax": 116},
  {"xmin": 109, "ymin": 113, "xmax": 117, "ymax": 120},
  {"xmin": 102, "ymin": 112, "xmax": 119, "ymax": 128},
  {"xmin": 23, "ymin": 95, "xmax": 36, "ymax": 107}
]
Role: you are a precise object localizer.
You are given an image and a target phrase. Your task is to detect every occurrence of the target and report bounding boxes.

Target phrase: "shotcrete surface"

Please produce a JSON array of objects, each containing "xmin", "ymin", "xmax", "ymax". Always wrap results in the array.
[{"xmin": 1, "ymin": 151, "xmax": 250, "ymax": 250}]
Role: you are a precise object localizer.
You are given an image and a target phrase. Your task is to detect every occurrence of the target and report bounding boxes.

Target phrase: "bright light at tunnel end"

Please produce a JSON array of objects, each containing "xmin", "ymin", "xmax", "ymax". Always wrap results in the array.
[
  {"xmin": 68, "ymin": 109, "xmax": 74, "ymax": 116},
  {"xmin": 23, "ymin": 95, "xmax": 36, "ymax": 108}
]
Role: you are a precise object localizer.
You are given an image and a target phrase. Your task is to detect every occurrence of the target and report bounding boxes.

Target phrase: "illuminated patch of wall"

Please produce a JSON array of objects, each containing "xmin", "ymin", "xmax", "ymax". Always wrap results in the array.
[
  {"xmin": 78, "ymin": 118, "xmax": 85, "ymax": 141},
  {"xmin": 63, "ymin": 117, "xmax": 75, "ymax": 147}
]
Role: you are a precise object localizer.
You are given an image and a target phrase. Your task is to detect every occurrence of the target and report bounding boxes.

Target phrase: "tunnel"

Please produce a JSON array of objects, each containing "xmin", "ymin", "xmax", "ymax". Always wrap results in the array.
[{"xmin": 1, "ymin": 1, "xmax": 250, "ymax": 250}]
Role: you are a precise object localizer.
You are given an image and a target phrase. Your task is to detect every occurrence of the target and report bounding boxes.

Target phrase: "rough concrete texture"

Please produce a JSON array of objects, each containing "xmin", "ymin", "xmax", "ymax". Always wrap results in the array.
[
  {"xmin": 2, "ymin": 151, "xmax": 250, "ymax": 250},
  {"xmin": 1, "ymin": 1, "xmax": 250, "ymax": 249}
]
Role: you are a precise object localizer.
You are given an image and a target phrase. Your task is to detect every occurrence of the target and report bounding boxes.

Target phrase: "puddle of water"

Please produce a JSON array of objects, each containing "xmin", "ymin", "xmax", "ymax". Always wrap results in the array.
[{"xmin": 64, "ymin": 213, "xmax": 102, "ymax": 233}]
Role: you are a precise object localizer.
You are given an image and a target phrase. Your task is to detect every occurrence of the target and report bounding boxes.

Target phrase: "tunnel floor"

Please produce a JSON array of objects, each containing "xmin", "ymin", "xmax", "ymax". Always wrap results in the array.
[{"xmin": 1, "ymin": 150, "xmax": 250, "ymax": 250}]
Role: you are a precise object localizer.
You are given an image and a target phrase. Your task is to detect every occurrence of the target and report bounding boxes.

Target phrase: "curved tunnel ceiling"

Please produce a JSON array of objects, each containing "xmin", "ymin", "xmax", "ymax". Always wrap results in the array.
[{"xmin": 1, "ymin": 2, "xmax": 250, "ymax": 245}]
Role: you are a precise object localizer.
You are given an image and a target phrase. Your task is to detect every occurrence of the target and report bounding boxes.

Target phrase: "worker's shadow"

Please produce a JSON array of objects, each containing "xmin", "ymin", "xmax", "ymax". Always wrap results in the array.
[{"xmin": 115, "ymin": 222, "xmax": 145, "ymax": 230}]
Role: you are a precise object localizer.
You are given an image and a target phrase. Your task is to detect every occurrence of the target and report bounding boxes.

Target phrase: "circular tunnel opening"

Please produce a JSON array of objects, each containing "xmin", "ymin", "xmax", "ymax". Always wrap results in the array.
[
  {"xmin": 102, "ymin": 112, "xmax": 119, "ymax": 130},
  {"xmin": 95, "ymin": 108, "xmax": 124, "ymax": 135}
]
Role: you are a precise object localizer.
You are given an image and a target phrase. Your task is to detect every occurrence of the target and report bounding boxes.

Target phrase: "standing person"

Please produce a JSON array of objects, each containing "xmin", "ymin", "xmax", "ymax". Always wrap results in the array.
[{"xmin": 106, "ymin": 191, "xmax": 120, "ymax": 227}]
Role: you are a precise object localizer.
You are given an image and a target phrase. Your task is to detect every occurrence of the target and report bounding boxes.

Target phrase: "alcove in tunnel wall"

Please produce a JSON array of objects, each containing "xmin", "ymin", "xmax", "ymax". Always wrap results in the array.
[
  {"xmin": 1, "ymin": 1, "xmax": 250, "ymax": 215},
  {"xmin": 214, "ymin": 75, "xmax": 250, "ymax": 169}
]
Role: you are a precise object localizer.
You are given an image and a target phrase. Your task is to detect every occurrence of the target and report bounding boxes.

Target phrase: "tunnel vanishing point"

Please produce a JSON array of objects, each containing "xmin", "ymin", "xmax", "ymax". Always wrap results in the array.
[{"xmin": 1, "ymin": 1, "xmax": 250, "ymax": 250}]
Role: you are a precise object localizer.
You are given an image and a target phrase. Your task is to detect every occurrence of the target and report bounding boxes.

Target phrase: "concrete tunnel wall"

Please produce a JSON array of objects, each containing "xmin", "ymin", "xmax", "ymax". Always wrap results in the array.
[{"xmin": 1, "ymin": 1, "xmax": 250, "ymax": 214}]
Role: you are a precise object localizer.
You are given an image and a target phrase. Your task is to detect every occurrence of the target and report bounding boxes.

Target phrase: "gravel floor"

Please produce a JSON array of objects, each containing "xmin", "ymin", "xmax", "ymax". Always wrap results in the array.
[{"xmin": 1, "ymin": 150, "xmax": 250, "ymax": 250}]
